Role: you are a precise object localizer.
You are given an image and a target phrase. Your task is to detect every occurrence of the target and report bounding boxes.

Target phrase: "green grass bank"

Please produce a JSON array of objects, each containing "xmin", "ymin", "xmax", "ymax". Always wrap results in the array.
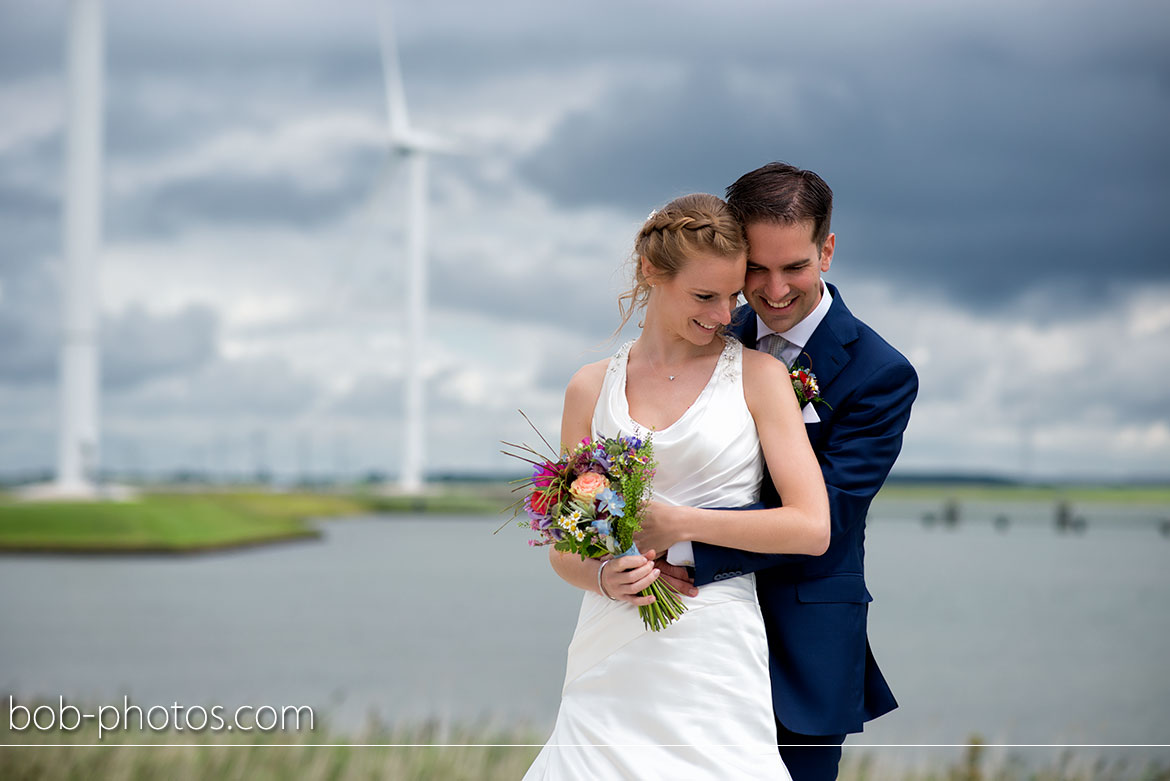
[
  {"xmin": 0, "ymin": 481, "xmax": 1164, "ymax": 555},
  {"xmin": 0, "ymin": 489, "xmax": 509, "ymax": 554}
]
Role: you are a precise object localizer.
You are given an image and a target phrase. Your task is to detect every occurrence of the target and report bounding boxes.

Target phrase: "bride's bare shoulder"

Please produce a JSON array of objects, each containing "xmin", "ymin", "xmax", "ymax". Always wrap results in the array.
[
  {"xmin": 562, "ymin": 357, "xmax": 611, "ymax": 445},
  {"xmin": 741, "ymin": 345, "xmax": 798, "ymax": 410},
  {"xmin": 565, "ymin": 358, "xmax": 610, "ymax": 402},
  {"xmin": 741, "ymin": 344, "xmax": 789, "ymax": 379}
]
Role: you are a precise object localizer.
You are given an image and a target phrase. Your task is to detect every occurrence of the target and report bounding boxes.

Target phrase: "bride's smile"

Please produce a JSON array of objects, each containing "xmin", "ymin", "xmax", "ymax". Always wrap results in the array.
[{"xmin": 640, "ymin": 250, "xmax": 745, "ymax": 350}]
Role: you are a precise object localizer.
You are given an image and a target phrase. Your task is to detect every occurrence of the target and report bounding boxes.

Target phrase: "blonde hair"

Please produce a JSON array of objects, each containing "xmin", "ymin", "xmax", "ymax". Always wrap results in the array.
[{"xmin": 617, "ymin": 193, "xmax": 746, "ymax": 332}]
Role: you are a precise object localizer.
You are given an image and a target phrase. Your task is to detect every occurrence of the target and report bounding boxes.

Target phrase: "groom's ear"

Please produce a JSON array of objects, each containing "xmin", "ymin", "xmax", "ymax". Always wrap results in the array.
[{"xmin": 818, "ymin": 233, "xmax": 836, "ymax": 273}]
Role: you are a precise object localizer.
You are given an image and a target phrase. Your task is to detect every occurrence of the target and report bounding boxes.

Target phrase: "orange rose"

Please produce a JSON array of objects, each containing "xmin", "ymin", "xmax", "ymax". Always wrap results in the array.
[{"xmin": 570, "ymin": 472, "xmax": 609, "ymax": 501}]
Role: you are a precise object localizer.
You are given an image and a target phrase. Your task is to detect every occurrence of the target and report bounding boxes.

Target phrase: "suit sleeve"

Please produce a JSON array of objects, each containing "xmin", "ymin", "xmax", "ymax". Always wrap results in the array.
[{"xmin": 691, "ymin": 357, "xmax": 919, "ymax": 586}]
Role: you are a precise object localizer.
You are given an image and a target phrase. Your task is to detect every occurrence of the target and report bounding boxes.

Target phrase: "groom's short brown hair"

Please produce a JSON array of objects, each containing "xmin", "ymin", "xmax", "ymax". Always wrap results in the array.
[{"xmin": 725, "ymin": 162, "xmax": 834, "ymax": 248}]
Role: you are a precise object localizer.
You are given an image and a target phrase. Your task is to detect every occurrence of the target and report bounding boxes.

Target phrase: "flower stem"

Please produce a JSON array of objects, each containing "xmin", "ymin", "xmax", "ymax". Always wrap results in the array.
[{"xmin": 637, "ymin": 578, "xmax": 687, "ymax": 631}]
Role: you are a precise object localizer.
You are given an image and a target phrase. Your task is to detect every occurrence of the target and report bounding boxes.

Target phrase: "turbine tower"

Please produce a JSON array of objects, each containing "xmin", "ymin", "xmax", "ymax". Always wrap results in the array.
[
  {"xmin": 58, "ymin": 0, "xmax": 104, "ymax": 496},
  {"xmin": 377, "ymin": 1, "xmax": 452, "ymax": 493}
]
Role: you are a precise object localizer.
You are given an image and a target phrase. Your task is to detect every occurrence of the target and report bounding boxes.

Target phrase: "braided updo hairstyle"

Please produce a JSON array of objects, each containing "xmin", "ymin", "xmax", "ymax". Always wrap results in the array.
[{"xmin": 617, "ymin": 193, "xmax": 746, "ymax": 332}]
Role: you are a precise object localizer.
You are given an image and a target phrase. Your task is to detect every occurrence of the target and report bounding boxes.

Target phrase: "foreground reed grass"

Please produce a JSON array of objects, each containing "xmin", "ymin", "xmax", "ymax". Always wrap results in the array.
[
  {"xmin": 1, "ymin": 717, "xmax": 543, "ymax": 781},
  {"xmin": 839, "ymin": 739, "xmax": 1170, "ymax": 781},
  {"xmin": 3, "ymin": 717, "xmax": 1167, "ymax": 781}
]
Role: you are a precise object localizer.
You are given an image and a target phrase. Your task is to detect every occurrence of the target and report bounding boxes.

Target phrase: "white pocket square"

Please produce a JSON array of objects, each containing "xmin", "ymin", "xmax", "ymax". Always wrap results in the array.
[{"xmin": 801, "ymin": 402, "xmax": 820, "ymax": 424}]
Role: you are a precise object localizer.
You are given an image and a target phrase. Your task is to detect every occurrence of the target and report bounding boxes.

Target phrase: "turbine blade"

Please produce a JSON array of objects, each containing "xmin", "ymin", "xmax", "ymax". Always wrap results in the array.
[
  {"xmin": 376, "ymin": 0, "xmax": 410, "ymax": 136},
  {"xmin": 328, "ymin": 149, "xmax": 402, "ymax": 310},
  {"xmin": 397, "ymin": 128, "xmax": 461, "ymax": 155}
]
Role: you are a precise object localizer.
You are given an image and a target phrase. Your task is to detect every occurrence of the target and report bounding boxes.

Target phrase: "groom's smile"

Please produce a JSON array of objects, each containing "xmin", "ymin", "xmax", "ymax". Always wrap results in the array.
[
  {"xmin": 762, "ymin": 294, "xmax": 798, "ymax": 311},
  {"xmin": 744, "ymin": 220, "xmax": 835, "ymax": 334}
]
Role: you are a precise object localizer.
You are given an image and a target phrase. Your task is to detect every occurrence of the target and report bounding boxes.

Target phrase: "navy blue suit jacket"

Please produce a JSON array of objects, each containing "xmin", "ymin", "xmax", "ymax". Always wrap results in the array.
[{"xmin": 692, "ymin": 283, "xmax": 918, "ymax": 736}]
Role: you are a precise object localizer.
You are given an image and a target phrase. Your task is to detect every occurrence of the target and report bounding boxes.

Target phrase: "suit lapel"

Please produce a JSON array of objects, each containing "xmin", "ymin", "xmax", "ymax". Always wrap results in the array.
[
  {"xmin": 728, "ymin": 304, "xmax": 758, "ymax": 348},
  {"xmin": 794, "ymin": 284, "xmax": 857, "ymax": 397}
]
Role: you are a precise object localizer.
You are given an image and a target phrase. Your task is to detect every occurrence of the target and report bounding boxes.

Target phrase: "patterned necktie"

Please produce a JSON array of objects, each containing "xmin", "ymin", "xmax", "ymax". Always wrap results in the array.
[{"xmin": 758, "ymin": 333, "xmax": 793, "ymax": 368}]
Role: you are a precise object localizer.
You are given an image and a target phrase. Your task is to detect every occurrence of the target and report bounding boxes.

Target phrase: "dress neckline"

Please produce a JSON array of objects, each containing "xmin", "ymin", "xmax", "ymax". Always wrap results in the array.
[{"xmin": 618, "ymin": 336, "xmax": 737, "ymax": 437}]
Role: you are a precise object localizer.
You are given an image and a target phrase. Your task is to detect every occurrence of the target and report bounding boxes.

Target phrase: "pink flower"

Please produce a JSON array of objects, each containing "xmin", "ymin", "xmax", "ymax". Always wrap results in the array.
[
  {"xmin": 532, "ymin": 461, "xmax": 559, "ymax": 489},
  {"xmin": 569, "ymin": 472, "xmax": 609, "ymax": 501}
]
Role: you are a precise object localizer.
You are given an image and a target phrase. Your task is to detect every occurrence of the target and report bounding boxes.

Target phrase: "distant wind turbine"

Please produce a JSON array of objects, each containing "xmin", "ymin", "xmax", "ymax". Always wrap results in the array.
[
  {"xmin": 57, "ymin": 0, "xmax": 104, "ymax": 497},
  {"xmin": 376, "ymin": 1, "xmax": 454, "ymax": 493},
  {"xmin": 22, "ymin": 0, "xmax": 131, "ymax": 501}
]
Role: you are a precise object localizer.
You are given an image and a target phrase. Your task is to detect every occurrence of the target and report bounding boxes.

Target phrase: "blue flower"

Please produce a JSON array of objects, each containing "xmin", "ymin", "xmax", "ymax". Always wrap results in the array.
[
  {"xmin": 597, "ymin": 488, "xmax": 625, "ymax": 518},
  {"xmin": 591, "ymin": 519, "xmax": 612, "ymax": 538},
  {"xmin": 622, "ymin": 435, "xmax": 643, "ymax": 451}
]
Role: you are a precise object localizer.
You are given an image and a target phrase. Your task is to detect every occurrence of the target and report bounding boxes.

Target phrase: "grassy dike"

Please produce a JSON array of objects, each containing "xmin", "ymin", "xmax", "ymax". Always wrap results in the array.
[
  {"xmin": 875, "ymin": 482, "xmax": 1170, "ymax": 506},
  {"xmin": 0, "ymin": 489, "xmax": 508, "ymax": 554},
  {"xmin": 0, "ymin": 481, "xmax": 1165, "ymax": 554}
]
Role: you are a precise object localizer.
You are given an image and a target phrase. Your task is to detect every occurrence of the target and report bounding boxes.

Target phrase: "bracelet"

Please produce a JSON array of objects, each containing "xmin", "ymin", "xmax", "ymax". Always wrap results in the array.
[{"xmin": 597, "ymin": 559, "xmax": 617, "ymax": 600}]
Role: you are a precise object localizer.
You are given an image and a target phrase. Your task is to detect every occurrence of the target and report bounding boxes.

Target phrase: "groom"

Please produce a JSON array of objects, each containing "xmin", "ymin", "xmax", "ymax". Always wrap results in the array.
[{"xmin": 669, "ymin": 162, "xmax": 918, "ymax": 781}]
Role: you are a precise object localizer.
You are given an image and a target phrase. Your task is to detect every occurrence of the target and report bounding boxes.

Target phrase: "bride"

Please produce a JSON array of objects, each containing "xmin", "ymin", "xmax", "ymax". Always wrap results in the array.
[{"xmin": 523, "ymin": 193, "xmax": 830, "ymax": 779}]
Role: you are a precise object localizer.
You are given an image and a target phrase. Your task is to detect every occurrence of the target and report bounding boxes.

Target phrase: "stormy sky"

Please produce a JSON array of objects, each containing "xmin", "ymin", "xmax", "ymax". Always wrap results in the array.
[{"xmin": 1, "ymin": 0, "xmax": 1168, "ymax": 481}]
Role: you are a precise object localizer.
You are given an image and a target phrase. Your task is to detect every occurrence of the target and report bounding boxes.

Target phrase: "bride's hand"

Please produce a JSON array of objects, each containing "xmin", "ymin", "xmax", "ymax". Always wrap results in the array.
[
  {"xmin": 633, "ymin": 501, "xmax": 689, "ymax": 555},
  {"xmin": 599, "ymin": 550, "xmax": 660, "ymax": 606}
]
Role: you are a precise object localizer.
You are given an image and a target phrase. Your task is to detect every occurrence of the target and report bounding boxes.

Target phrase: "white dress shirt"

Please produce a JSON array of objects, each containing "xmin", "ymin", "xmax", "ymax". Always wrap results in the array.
[{"xmin": 755, "ymin": 280, "xmax": 833, "ymax": 363}]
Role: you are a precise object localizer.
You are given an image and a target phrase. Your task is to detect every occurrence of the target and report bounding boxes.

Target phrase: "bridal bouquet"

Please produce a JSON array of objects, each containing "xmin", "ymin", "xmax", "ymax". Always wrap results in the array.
[{"xmin": 501, "ymin": 417, "xmax": 686, "ymax": 631}]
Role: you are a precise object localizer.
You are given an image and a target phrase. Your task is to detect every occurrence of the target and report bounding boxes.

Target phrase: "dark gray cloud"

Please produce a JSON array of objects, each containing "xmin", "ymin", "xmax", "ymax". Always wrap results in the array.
[
  {"xmin": 430, "ymin": 245, "xmax": 621, "ymax": 334},
  {"xmin": 518, "ymin": 43, "xmax": 1170, "ymax": 313},
  {"xmin": 106, "ymin": 354, "xmax": 320, "ymax": 418},
  {"xmin": 103, "ymin": 304, "xmax": 218, "ymax": 389},
  {"xmin": 327, "ymin": 373, "xmax": 403, "ymax": 417},
  {"xmin": 517, "ymin": 72, "xmax": 756, "ymax": 211},
  {"xmin": 0, "ymin": 180, "xmax": 57, "ymax": 223},
  {"xmin": 0, "ymin": 263, "xmax": 60, "ymax": 385},
  {"xmin": 2, "ymin": 0, "xmax": 1168, "ymax": 477},
  {"xmin": 326, "ymin": 365, "xmax": 495, "ymax": 419},
  {"xmin": 0, "ymin": 309, "xmax": 55, "ymax": 385},
  {"xmin": 0, "ymin": 135, "xmax": 62, "ymax": 272},
  {"xmin": 117, "ymin": 170, "xmax": 379, "ymax": 235},
  {"xmin": 0, "ymin": 295, "xmax": 219, "ymax": 391}
]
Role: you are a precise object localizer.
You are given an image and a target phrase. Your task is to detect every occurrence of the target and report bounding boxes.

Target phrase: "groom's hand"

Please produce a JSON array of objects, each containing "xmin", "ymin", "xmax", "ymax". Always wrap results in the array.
[{"xmin": 655, "ymin": 557, "xmax": 698, "ymax": 598}]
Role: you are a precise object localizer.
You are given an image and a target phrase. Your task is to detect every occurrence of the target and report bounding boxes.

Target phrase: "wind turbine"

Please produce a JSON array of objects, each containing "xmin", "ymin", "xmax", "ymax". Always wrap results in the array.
[
  {"xmin": 376, "ymin": 1, "xmax": 453, "ymax": 493},
  {"xmin": 53, "ymin": 0, "xmax": 104, "ymax": 498},
  {"xmin": 19, "ymin": 0, "xmax": 112, "ymax": 501}
]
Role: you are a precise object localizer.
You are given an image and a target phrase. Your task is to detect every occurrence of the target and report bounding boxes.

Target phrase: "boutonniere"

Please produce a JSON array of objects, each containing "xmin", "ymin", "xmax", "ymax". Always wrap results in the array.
[{"xmin": 790, "ymin": 355, "xmax": 831, "ymax": 409}]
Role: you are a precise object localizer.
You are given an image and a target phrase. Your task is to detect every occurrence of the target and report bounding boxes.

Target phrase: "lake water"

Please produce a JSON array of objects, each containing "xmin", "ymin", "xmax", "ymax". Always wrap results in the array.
[{"xmin": 2, "ymin": 504, "xmax": 1168, "ymax": 758}]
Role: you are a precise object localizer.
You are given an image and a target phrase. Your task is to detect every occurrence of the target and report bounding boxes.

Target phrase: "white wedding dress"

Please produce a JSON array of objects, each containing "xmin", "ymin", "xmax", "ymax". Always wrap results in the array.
[{"xmin": 524, "ymin": 336, "xmax": 790, "ymax": 780}]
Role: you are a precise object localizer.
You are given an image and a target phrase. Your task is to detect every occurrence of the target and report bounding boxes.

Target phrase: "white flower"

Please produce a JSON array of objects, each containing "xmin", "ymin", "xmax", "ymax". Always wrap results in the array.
[{"xmin": 558, "ymin": 509, "xmax": 583, "ymax": 531}]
